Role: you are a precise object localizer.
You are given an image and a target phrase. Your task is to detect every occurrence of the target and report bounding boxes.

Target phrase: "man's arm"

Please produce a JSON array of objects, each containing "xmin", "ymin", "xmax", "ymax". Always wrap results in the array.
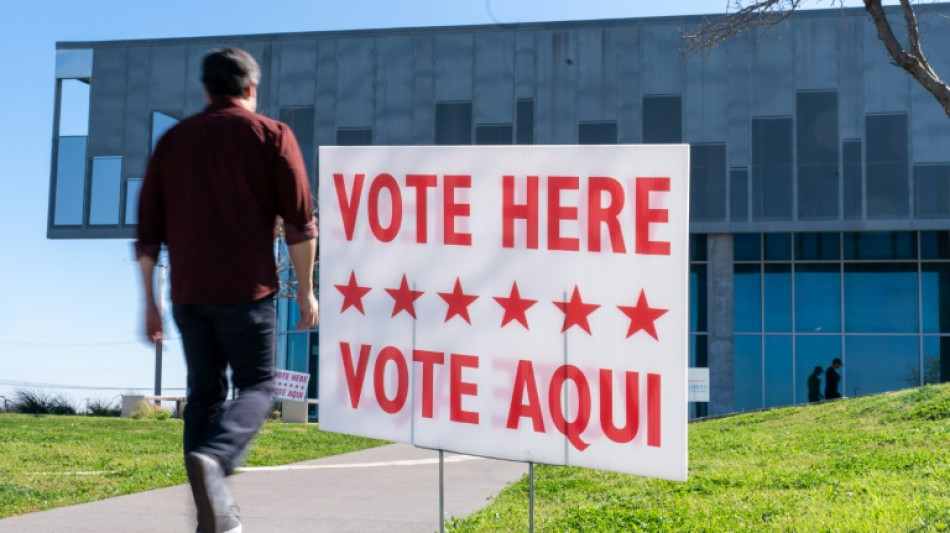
[
  {"xmin": 138, "ymin": 255, "xmax": 163, "ymax": 343},
  {"xmin": 289, "ymin": 238, "xmax": 318, "ymax": 330}
]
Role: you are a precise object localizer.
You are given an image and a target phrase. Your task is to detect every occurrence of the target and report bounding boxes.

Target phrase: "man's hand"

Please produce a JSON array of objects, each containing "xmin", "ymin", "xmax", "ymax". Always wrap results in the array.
[
  {"xmin": 296, "ymin": 288, "xmax": 319, "ymax": 330},
  {"xmin": 145, "ymin": 303, "xmax": 164, "ymax": 344}
]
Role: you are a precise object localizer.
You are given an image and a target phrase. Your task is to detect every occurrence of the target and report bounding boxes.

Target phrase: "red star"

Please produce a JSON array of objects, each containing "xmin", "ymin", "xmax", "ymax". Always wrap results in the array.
[
  {"xmin": 493, "ymin": 282, "xmax": 537, "ymax": 329},
  {"xmin": 618, "ymin": 290, "xmax": 668, "ymax": 340},
  {"xmin": 438, "ymin": 277, "xmax": 479, "ymax": 324},
  {"xmin": 553, "ymin": 286, "xmax": 600, "ymax": 335},
  {"xmin": 385, "ymin": 274, "xmax": 424, "ymax": 318},
  {"xmin": 334, "ymin": 270, "xmax": 372, "ymax": 315}
]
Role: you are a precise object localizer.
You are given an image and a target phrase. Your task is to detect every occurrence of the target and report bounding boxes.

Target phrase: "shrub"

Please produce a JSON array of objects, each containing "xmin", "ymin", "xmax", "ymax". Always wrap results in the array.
[
  {"xmin": 131, "ymin": 401, "xmax": 171, "ymax": 421},
  {"xmin": 85, "ymin": 398, "xmax": 121, "ymax": 417},
  {"xmin": 12, "ymin": 389, "xmax": 77, "ymax": 415}
]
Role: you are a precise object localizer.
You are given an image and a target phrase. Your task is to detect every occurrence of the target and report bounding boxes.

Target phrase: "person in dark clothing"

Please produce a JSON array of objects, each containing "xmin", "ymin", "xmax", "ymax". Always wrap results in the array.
[
  {"xmin": 824, "ymin": 358, "xmax": 843, "ymax": 400},
  {"xmin": 136, "ymin": 47, "xmax": 317, "ymax": 533},
  {"xmin": 807, "ymin": 366, "xmax": 824, "ymax": 403}
]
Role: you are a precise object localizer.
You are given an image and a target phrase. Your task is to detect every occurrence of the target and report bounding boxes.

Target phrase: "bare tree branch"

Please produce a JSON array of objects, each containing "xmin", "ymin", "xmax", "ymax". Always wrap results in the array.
[{"xmin": 681, "ymin": 0, "xmax": 804, "ymax": 57}]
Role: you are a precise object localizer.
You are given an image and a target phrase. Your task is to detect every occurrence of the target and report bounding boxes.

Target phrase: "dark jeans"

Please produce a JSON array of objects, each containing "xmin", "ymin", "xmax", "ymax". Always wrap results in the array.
[{"xmin": 173, "ymin": 294, "xmax": 276, "ymax": 475}]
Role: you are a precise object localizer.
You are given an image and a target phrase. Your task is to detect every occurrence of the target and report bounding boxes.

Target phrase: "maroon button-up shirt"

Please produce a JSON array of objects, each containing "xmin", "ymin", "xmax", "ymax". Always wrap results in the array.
[{"xmin": 135, "ymin": 98, "xmax": 318, "ymax": 304}]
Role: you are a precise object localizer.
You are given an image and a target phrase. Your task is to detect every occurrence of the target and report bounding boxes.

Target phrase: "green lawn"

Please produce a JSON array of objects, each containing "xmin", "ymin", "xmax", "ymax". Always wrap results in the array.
[
  {"xmin": 0, "ymin": 416, "xmax": 384, "ymax": 518},
  {"xmin": 449, "ymin": 384, "xmax": 950, "ymax": 532}
]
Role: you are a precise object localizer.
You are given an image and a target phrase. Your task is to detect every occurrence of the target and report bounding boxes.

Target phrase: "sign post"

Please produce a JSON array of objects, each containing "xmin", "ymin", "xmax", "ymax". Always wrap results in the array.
[{"xmin": 319, "ymin": 145, "xmax": 690, "ymax": 496}]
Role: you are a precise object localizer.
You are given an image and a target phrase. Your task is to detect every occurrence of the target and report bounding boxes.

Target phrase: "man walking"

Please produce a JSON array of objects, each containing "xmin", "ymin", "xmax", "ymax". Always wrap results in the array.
[
  {"xmin": 825, "ymin": 358, "xmax": 843, "ymax": 400},
  {"xmin": 135, "ymin": 47, "xmax": 317, "ymax": 533}
]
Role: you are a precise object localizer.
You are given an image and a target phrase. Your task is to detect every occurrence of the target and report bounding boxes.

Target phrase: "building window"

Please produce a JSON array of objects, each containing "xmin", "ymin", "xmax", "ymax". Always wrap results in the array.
[
  {"xmin": 842, "ymin": 140, "xmax": 862, "ymax": 219},
  {"xmin": 690, "ymin": 144, "xmax": 726, "ymax": 222},
  {"xmin": 435, "ymin": 102, "xmax": 472, "ymax": 145},
  {"xmin": 642, "ymin": 95, "xmax": 681, "ymax": 143},
  {"xmin": 730, "ymin": 168, "xmax": 749, "ymax": 222},
  {"xmin": 336, "ymin": 128, "xmax": 373, "ymax": 146},
  {"xmin": 914, "ymin": 164, "xmax": 950, "ymax": 218},
  {"xmin": 52, "ymin": 136, "xmax": 87, "ymax": 226},
  {"xmin": 125, "ymin": 178, "xmax": 143, "ymax": 225},
  {"xmin": 796, "ymin": 91, "xmax": 839, "ymax": 220},
  {"xmin": 475, "ymin": 124, "xmax": 513, "ymax": 145},
  {"xmin": 752, "ymin": 117, "xmax": 793, "ymax": 220},
  {"xmin": 866, "ymin": 114, "xmax": 909, "ymax": 218},
  {"xmin": 89, "ymin": 156, "xmax": 122, "ymax": 225},
  {"xmin": 578, "ymin": 121, "xmax": 617, "ymax": 145},
  {"xmin": 516, "ymin": 99, "xmax": 534, "ymax": 144}
]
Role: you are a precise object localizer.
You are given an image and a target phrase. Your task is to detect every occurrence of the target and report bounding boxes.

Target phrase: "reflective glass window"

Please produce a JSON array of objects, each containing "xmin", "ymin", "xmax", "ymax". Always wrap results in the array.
[
  {"xmin": 845, "ymin": 336, "xmax": 919, "ymax": 396},
  {"xmin": 53, "ymin": 136, "xmax": 86, "ymax": 225},
  {"xmin": 151, "ymin": 111, "xmax": 179, "ymax": 153},
  {"xmin": 730, "ymin": 168, "xmax": 749, "ymax": 222},
  {"xmin": 752, "ymin": 117, "xmax": 793, "ymax": 220},
  {"xmin": 921, "ymin": 231, "xmax": 950, "ymax": 260},
  {"xmin": 797, "ymin": 92, "xmax": 839, "ymax": 220},
  {"xmin": 125, "ymin": 177, "xmax": 143, "ymax": 225},
  {"xmin": 764, "ymin": 264, "xmax": 792, "ymax": 332},
  {"xmin": 690, "ymin": 234, "xmax": 707, "ymax": 262},
  {"xmin": 764, "ymin": 233, "xmax": 792, "ymax": 261},
  {"xmin": 690, "ymin": 144, "xmax": 726, "ymax": 221},
  {"xmin": 796, "ymin": 232, "xmax": 840, "ymax": 261},
  {"xmin": 690, "ymin": 264, "xmax": 707, "ymax": 333},
  {"xmin": 476, "ymin": 124, "xmax": 513, "ymax": 145},
  {"xmin": 286, "ymin": 332, "xmax": 310, "ymax": 374},
  {"xmin": 690, "ymin": 333, "xmax": 708, "ymax": 368},
  {"xmin": 795, "ymin": 264, "xmax": 841, "ymax": 333},
  {"xmin": 735, "ymin": 264, "xmax": 762, "ymax": 332},
  {"xmin": 734, "ymin": 233, "xmax": 761, "ymax": 262},
  {"xmin": 842, "ymin": 140, "xmax": 862, "ymax": 219},
  {"xmin": 914, "ymin": 164, "xmax": 950, "ymax": 218},
  {"xmin": 734, "ymin": 335, "xmax": 762, "ymax": 411},
  {"xmin": 764, "ymin": 335, "xmax": 793, "ymax": 407},
  {"xmin": 844, "ymin": 264, "xmax": 918, "ymax": 333},
  {"xmin": 642, "ymin": 95, "xmax": 681, "ymax": 143},
  {"xmin": 59, "ymin": 79, "xmax": 90, "ymax": 136},
  {"xmin": 843, "ymin": 231, "xmax": 916, "ymax": 260},
  {"xmin": 89, "ymin": 157, "xmax": 121, "ymax": 225},
  {"xmin": 865, "ymin": 114, "xmax": 909, "ymax": 218},
  {"xmin": 435, "ymin": 102, "xmax": 472, "ymax": 145},
  {"xmin": 281, "ymin": 108, "xmax": 316, "ymax": 180},
  {"xmin": 337, "ymin": 128, "xmax": 373, "ymax": 146},
  {"xmin": 578, "ymin": 122, "xmax": 617, "ymax": 145},
  {"xmin": 922, "ymin": 336, "xmax": 950, "ymax": 384},
  {"xmin": 516, "ymin": 99, "xmax": 534, "ymax": 144},
  {"xmin": 795, "ymin": 336, "xmax": 842, "ymax": 404},
  {"xmin": 922, "ymin": 263, "xmax": 950, "ymax": 333}
]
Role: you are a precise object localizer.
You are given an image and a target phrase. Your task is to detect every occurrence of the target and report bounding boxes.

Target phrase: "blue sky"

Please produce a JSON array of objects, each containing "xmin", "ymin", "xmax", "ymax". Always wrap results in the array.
[{"xmin": 0, "ymin": 0, "xmax": 889, "ymax": 408}]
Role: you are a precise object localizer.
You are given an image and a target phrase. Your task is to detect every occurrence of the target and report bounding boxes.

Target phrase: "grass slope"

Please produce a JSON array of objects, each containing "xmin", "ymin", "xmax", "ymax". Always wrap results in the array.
[
  {"xmin": 449, "ymin": 384, "xmax": 950, "ymax": 532},
  {"xmin": 0, "ymin": 416, "xmax": 384, "ymax": 518}
]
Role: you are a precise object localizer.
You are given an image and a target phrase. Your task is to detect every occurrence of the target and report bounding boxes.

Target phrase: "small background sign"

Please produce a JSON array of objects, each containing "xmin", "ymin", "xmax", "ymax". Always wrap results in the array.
[
  {"xmin": 688, "ymin": 368, "xmax": 710, "ymax": 403},
  {"xmin": 319, "ymin": 145, "xmax": 689, "ymax": 481},
  {"xmin": 274, "ymin": 369, "xmax": 310, "ymax": 401}
]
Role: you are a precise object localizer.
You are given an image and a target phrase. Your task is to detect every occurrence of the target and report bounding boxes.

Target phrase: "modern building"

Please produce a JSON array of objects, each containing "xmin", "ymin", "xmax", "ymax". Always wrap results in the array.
[{"xmin": 48, "ymin": 5, "xmax": 950, "ymax": 416}]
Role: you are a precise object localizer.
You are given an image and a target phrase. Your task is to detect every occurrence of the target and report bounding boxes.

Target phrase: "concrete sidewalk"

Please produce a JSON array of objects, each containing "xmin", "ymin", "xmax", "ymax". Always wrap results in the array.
[{"xmin": 0, "ymin": 444, "xmax": 527, "ymax": 533}]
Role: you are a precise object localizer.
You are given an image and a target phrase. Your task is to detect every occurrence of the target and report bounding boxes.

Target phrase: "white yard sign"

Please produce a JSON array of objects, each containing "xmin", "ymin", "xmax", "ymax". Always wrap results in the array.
[
  {"xmin": 318, "ymin": 145, "xmax": 689, "ymax": 481},
  {"xmin": 273, "ymin": 369, "xmax": 310, "ymax": 401}
]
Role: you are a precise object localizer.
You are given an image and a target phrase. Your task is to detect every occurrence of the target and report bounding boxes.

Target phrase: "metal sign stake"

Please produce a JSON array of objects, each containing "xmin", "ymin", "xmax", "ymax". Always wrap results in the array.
[
  {"xmin": 439, "ymin": 449, "xmax": 445, "ymax": 533},
  {"xmin": 529, "ymin": 462, "xmax": 535, "ymax": 533}
]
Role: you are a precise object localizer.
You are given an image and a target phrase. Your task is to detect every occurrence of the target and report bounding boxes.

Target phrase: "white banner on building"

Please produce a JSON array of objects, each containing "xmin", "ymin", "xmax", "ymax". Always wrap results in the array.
[
  {"xmin": 318, "ymin": 145, "xmax": 689, "ymax": 481},
  {"xmin": 273, "ymin": 369, "xmax": 310, "ymax": 401}
]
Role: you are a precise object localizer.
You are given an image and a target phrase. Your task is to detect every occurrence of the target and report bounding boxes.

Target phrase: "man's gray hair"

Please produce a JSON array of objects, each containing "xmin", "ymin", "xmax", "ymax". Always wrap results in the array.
[{"xmin": 201, "ymin": 47, "xmax": 261, "ymax": 98}]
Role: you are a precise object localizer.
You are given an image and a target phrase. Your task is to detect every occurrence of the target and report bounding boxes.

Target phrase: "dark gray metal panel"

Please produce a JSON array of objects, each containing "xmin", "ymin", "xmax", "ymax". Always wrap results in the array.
[
  {"xmin": 534, "ymin": 31, "xmax": 554, "ymax": 144},
  {"xmin": 375, "ymin": 36, "xmax": 414, "ymax": 145},
  {"xmin": 88, "ymin": 46, "xmax": 127, "ymax": 156},
  {"xmin": 474, "ymin": 32, "xmax": 514, "ymax": 125},
  {"xmin": 910, "ymin": 15, "xmax": 950, "ymax": 163},
  {"xmin": 616, "ymin": 27, "xmax": 641, "ymax": 143},
  {"xmin": 435, "ymin": 33, "xmax": 474, "ymax": 101},
  {"xmin": 751, "ymin": 29, "xmax": 794, "ymax": 116},
  {"xmin": 837, "ymin": 16, "xmax": 864, "ymax": 140},
  {"xmin": 412, "ymin": 36, "xmax": 435, "ymax": 144},
  {"xmin": 640, "ymin": 24, "xmax": 682, "ymax": 95},
  {"xmin": 684, "ymin": 33, "xmax": 726, "ymax": 143},
  {"xmin": 148, "ymin": 45, "xmax": 187, "ymax": 112},
  {"xmin": 726, "ymin": 32, "xmax": 752, "ymax": 167},
  {"xmin": 315, "ymin": 40, "xmax": 337, "ymax": 146},
  {"xmin": 56, "ymin": 49, "xmax": 93, "ymax": 79},
  {"xmin": 336, "ymin": 38, "xmax": 375, "ymax": 127},
  {"xmin": 795, "ymin": 18, "xmax": 838, "ymax": 90},
  {"xmin": 577, "ymin": 27, "xmax": 618, "ymax": 122},
  {"xmin": 551, "ymin": 30, "xmax": 578, "ymax": 144},
  {"xmin": 185, "ymin": 43, "xmax": 225, "ymax": 116},
  {"xmin": 514, "ymin": 31, "xmax": 535, "ymax": 99},
  {"xmin": 278, "ymin": 40, "xmax": 317, "ymax": 107},
  {"xmin": 123, "ymin": 46, "xmax": 150, "ymax": 224},
  {"xmin": 241, "ymin": 41, "xmax": 273, "ymax": 117},
  {"xmin": 863, "ymin": 18, "xmax": 909, "ymax": 113}
]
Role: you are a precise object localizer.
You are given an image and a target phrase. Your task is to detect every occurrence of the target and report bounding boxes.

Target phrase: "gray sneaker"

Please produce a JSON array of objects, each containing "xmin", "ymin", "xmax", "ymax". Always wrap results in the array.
[{"xmin": 186, "ymin": 451, "xmax": 242, "ymax": 533}]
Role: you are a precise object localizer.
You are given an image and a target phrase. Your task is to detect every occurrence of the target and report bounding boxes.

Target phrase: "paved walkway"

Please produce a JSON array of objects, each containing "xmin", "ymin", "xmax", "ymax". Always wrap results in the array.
[{"xmin": 0, "ymin": 443, "xmax": 528, "ymax": 533}]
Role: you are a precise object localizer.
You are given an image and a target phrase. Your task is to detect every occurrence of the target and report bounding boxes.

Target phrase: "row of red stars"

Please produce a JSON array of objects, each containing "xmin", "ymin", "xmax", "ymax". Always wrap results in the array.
[{"xmin": 333, "ymin": 271, "xmax": 668, "ymax": 340}]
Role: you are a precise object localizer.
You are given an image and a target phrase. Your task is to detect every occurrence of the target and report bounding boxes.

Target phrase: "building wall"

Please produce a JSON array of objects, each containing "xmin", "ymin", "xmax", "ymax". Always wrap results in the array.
[{"xmin": 49, "ymin": 6, "xmax": 950, "ymax": 413}]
